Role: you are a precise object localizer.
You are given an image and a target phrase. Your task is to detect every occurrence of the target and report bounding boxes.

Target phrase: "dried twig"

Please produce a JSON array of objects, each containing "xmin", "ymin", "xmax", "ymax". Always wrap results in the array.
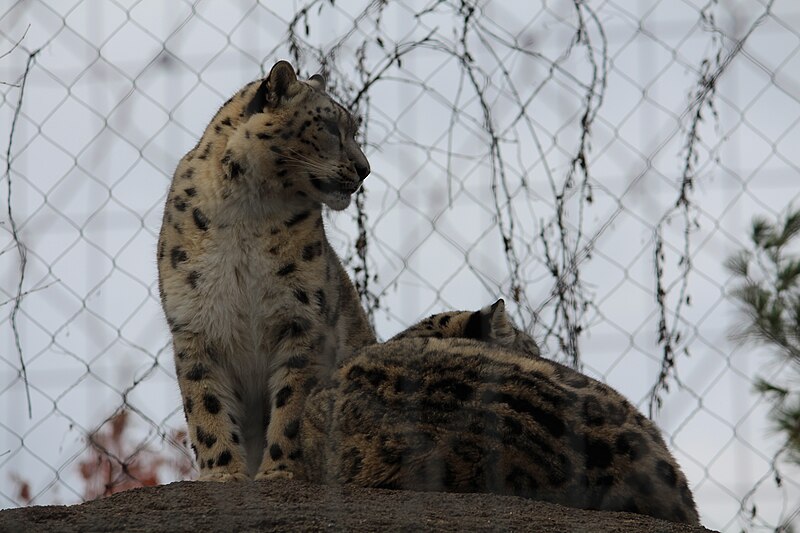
[
  {"xmin": 0, "ymin": 25, "xmax": 30, "ymax": 87},
  {"xmin": 5, "ymin": 46, "xmax": 40, "ymax": 419},
  {"xmin": 535, "ymin": 0, "xmax": 608, "ymax": 368},
  {"xmin": 649, "ymin": 0, "xmax": 775, "ymax": 416},
  {"xmin": 0, "ymin": 279, "xmax": 59, "ymax": 308}
]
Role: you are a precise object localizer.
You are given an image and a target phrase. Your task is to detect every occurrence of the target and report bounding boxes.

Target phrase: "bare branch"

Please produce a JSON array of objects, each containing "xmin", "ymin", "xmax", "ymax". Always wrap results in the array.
[
  {"xmin": 649, "ymin": 0, "xmax": 776, "ymax": 415},
  {"xmin": 0, "ymin": 25, "xmax": 31, "ymax": 87},
  {"xmin": 5, "ymin": 46, "xmax": 40, "ymax": 419}
]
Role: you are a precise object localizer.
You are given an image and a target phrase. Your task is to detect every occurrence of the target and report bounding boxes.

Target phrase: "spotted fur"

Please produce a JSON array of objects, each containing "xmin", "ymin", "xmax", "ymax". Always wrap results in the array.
[
  {"xmin": 157, "ymin": 61, "xmax": 375, "ymax": 482},
  {"xmin": 389, "ymin": 299, "xmax": 540, "ymax": 358},
  {"xmin": 301, "ymin": 312, "xmax": 699, "ymax": 525}
]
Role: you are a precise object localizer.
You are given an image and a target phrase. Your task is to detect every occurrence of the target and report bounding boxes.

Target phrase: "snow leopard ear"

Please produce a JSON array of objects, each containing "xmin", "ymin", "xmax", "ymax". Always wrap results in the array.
[
  {"xmin": 307, "ymin": 73, "xmax": 326, "ymax": 91},
  {"xmin": 267, "ymin": 61, "xmax": 298, "ymax": 102},
  {"xmin": 245, "ymin": 61, "xmax": 299, "ymax": 116},
  {"xmin": 485, "ymin": 299, "xmax": 517, "ymax": 346},
  {"xmin": 463, "ymin": 299, "xmax": 516, "ymax": 344}
]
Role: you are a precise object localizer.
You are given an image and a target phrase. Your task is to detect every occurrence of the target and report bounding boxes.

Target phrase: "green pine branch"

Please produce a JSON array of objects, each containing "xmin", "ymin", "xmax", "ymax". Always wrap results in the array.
[{"xmin": 727, "ymin": 208, "xmax": 800, "ymax": 464}]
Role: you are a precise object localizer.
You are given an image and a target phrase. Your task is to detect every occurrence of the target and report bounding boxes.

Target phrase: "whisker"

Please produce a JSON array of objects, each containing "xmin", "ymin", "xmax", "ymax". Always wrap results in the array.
[
  {"xmin": 283, "ymin": 149, "xmax": 337, "ymax": 174},
  {"xmin": 271, "ymin": 147, "xmax": 338, "ymax": 178}
]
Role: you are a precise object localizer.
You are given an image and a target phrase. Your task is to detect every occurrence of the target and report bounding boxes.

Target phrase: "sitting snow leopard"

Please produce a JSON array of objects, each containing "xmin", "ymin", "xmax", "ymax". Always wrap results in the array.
[
  {"xmin": 301, "ymin": 304, "xmax": 699, "ymax": 525},
  {"xmin": 157, "ymin": 61, "xmax": 376, "ymax": 482}
]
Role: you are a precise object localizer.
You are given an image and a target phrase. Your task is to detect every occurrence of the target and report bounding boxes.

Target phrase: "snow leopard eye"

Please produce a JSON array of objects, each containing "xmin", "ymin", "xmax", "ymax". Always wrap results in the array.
[{"xmin": 324, "ymin": 119, "xmax": 340, "ymax": 137}]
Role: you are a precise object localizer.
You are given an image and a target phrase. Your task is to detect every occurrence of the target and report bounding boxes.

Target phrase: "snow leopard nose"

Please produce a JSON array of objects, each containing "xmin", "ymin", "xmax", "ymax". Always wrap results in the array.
[{"xmin": 355, "ymin": 161, "xmax": 370, "ymax": 181}]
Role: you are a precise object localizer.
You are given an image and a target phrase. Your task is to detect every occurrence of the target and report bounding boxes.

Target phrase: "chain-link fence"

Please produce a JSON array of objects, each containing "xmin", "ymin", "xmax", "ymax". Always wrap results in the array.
[{"xmin": 1, "ymin": 0, "xmax": 799, "ymax": 530}]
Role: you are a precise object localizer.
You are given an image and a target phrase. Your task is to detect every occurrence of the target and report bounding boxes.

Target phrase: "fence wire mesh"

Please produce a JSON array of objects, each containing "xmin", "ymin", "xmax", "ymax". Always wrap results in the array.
[{"xmin": 1, "ymin": 0, "xmax": 799, "ymax": 530}]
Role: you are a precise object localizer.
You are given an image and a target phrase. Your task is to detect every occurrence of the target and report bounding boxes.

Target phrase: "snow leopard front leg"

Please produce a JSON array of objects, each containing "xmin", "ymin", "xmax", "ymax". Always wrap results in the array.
[
  {"xmin": 254, "ymin": 364, "xmax": 316, "ymax": 480},
  {"xmin": 255, "ymin": 330, "xmax": 321, "ymax": 480},
  {"xmin": 172, "ymin": 331, "xmax": 249, "ymax": 482}
]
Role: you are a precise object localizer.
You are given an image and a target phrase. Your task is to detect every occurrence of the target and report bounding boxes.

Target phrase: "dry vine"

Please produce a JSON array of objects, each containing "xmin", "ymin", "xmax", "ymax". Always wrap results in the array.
[
  {"xmin": 537, "ymin": 0, "xmax": 608, "ymax": 368},
  {"xmin": 648, "ymin": 0, "xmax": 776, "ymax": 416},
  {"xmin": 280, "ymin": 1, "xmax": 610, "ymax": 354},
  {"xmin": 4, "ymin": 32, "xmax": 39, "ymax": 418}
]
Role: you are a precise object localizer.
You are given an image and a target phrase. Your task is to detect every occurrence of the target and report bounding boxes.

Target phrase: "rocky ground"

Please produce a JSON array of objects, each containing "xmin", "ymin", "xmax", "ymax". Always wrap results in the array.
[{"xmin": 0, "ymin": 479, "xmax": 718, "ymax": 532}]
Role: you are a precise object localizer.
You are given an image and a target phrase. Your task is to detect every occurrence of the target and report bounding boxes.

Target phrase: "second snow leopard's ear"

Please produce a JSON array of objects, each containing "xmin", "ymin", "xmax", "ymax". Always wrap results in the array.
[
  {"xmin": 485, "ymin": 299, "xmax": 517, "ymax": 346},
  {"xmin": 307, "ymin": 73, "xmax": 326, "ymax": 91},
  {"xmin": 464, "ymin": 299, "xmax": 512, "ymax": 342}
]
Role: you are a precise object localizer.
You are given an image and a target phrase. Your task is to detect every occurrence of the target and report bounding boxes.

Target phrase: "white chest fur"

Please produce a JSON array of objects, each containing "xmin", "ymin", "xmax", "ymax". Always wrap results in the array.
[{"xmin": 166, "ymin": 223, "xmax": 301, "ymax": 368}]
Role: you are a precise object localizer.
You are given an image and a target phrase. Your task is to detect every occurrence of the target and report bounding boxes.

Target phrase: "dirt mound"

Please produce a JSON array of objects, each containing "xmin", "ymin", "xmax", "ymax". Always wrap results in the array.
[{"xmin": 0, "ymin": 479, "xmax": 716, "ymax": 532}]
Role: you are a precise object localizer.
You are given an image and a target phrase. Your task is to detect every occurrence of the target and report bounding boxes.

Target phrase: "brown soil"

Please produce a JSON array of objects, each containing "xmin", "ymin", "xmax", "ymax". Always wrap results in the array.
[{"xmin": 0, "ymin": 480, "xmax": 717, "ymax": 532}]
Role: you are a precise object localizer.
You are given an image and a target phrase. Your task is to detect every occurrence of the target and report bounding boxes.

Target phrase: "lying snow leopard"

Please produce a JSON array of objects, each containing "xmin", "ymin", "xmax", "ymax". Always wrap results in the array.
[
  {"xmin": 301, "ymin": 302, "xmax": 699, "ymax": 525},
  {"xmin": 157, "ymin": 61, "xmax": 375, "ymax": 482}
]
